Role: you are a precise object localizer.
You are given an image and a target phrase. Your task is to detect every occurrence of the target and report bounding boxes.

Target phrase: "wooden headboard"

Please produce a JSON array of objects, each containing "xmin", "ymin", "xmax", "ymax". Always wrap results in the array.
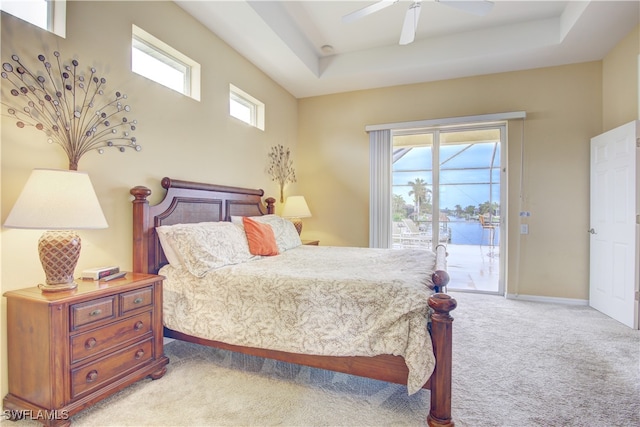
[{"xmin": 130, "ymin": 177, "xmax": 275, "ymax": 274}]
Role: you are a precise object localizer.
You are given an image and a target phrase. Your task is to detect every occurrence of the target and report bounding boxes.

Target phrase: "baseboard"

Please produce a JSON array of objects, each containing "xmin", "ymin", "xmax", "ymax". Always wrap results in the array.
[{"xmin": 506, "ymin": 293, "xmax": 589, "ymax": 306}]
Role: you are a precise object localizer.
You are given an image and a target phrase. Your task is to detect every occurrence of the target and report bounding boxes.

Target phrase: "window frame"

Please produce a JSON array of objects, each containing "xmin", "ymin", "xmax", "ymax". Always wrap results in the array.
[
  {"xmin": 1, "ymin": 0, "xmax": 66, "ymax": 38},
  {"xmin": 229, "ymin": 84, "xmax": 265, "ymax": 131},
  {"xmin": 131, "ymin": 25, "xmax": 201, "ymax": 101}
]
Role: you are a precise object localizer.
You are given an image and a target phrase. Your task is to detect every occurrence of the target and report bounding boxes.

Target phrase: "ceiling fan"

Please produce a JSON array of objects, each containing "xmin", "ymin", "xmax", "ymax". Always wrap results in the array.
[{"xmin": 342, "ymin": 0, "xmax": 495, "ymax": 45}]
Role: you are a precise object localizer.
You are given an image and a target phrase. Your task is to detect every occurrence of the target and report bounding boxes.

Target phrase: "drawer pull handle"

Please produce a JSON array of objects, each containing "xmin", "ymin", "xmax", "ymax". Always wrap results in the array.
[
  {"xmin": 89, "ymin": 309, "xmax": 102, "ymax": 317},
  {"xmin": 86, "ymin": 370, "xmax": 98, "ymax": 383},
  {"xmin": 85, "ymin": 338, "xmax": 97, "ymax": 349},
  {"xmin": 134, "ymin": 321, "xmax": 144, "ymax": 331},
  {"xmin": 135, "ymin": 349, "xmax": 145, "ymax": 359},
  {"xmin": 133, "ymin": 297, "xmax": 143, "ymax": 304}
]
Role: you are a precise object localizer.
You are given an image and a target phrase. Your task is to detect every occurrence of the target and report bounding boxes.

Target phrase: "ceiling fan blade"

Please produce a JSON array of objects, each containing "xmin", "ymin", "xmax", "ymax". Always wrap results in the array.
[
  {"xmin": 436, "ymin": 0, "xmax": 494, "ymax": 17},
  {"xmin": 399, "ymin": 2, "xmax": 422, "ymax": 45},
  {"xmin": 342, "ymin": 0, "xmax": 399, "ymax": 24}
]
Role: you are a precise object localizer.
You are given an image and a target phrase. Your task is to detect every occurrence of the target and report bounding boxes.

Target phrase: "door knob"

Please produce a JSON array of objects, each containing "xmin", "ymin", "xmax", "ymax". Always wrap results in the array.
[{"xmin": 588, "ymin": 228, "xmax": 596, "ymax": 234}]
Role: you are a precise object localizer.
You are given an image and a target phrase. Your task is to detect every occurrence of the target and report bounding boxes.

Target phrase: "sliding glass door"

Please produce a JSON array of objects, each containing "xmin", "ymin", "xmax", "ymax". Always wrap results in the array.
[{"xmin": 391, "ymin": 124, "xmax": 505, "ymax": 294}]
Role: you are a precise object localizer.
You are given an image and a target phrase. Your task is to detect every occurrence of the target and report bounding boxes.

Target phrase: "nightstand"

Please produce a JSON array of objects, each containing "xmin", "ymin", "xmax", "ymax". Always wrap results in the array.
[
  {"xmin": 3, "ymin": 273, "xmax": 169, "ymax": 426},
  {"xmin": 302, "ymin": 239, "xmax": 319, "ymax": 246}
]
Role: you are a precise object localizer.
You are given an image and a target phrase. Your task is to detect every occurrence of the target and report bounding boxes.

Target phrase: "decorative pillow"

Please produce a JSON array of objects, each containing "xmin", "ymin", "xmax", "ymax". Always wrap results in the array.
[
  {"xmin": 159, "ymin": 222, "xmax": 253, "ymax": 277},
  {"xmin": 242, "ymin": 217, "xmax": 279, "ymax": 256},
  {"xmin": 232, "ymin": 214, "xmax": 302, "ymax": 252}
]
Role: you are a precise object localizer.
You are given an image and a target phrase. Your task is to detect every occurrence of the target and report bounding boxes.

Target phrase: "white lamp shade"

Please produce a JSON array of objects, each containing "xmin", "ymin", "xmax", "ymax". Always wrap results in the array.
[
  {"xmin": 281, "ymin": 196, "xmax": 312, "ymax": 218},
  {"xmin": 4, "ymin": 169, "xmax": 108, "ymax": 230}
]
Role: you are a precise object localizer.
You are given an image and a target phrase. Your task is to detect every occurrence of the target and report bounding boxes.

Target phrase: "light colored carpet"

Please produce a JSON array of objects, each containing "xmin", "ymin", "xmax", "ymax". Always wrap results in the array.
[{"xmin": 3, "ymin": 292, "xmax": 639, "ymax": 426}]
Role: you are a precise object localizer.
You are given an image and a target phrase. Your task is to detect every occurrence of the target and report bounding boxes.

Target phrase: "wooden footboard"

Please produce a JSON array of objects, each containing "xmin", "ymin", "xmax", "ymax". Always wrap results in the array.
[
  {"xmin": 164, "ymin": 292, "xmax": 456, "ymax": 426},
  {"xmin": 131, "ymin": 178, "xmax": 456, "ymax": 426}
]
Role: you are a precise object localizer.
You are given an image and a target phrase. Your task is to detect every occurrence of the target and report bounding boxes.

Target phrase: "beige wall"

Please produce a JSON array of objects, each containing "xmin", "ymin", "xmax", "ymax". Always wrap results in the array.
[
  {"xmin": 603, "ymin": 24, "xmax": 640, "ymax": 129},
  {"xmin": 0, "ymin": 1, "xmax": 298, "ymax": 397},
  {"xmin": 297, "ymin": 64, "xmax": 604, "ymax": 303}
]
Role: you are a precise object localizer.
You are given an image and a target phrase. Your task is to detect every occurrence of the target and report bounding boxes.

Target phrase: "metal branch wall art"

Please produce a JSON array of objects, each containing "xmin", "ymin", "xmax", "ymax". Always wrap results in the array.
[
  {"xmin": 267, "ymin": 144, "xmax": 296, "ymax": 203},
  {"xmin": 1, "ymin": 51, "xmax": 140, "ymax": 170}
]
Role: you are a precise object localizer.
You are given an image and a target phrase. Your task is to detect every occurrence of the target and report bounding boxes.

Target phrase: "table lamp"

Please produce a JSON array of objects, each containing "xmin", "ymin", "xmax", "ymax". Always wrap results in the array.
[
  {"xmin": 281, "ymin": 195, "xmax": 312, "ymax": 235},
  {"xmin": 4, "ymin": 169, "xmax": 108, "ymax": 292}
]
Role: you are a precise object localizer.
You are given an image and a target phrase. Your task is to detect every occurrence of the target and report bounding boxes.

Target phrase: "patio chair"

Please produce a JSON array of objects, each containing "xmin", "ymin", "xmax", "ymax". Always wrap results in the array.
[
  {"xmin": 402, "ymin": 218, "xmax": 423, "ymax": 234},
  {"xmin": 392, "ymin": 222, "xmax": 405, "ymax": 248},
  {"xmin": 479, "ymin": 214, "xmax": 496, "ymax": 247},
  {"xmin": 400, "ymin": 219, "xmax": 431, "ymax": 248}
]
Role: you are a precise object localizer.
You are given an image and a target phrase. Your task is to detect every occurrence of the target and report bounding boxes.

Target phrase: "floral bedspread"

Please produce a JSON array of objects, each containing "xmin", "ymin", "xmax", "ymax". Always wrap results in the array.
[{"xmin": 160, "ymin": 245, "xmax": 437, "ymax": 394}]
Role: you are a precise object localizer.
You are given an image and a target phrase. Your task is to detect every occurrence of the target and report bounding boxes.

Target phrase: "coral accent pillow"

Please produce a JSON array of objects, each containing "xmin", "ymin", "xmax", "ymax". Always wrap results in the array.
[
  {"xmin": 232, "ymin": 214, "xmax": 302, "ymax": 252},
  {"xmin": 242, "ymin": 217, "xmax": 279, "ymax": 256}
]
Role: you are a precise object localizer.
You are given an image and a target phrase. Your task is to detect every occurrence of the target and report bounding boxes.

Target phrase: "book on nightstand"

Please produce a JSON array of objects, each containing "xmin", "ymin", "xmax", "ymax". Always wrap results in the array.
[{"xmin": 82, "ymin": 266, "xmax": 120, "ymax": 280}]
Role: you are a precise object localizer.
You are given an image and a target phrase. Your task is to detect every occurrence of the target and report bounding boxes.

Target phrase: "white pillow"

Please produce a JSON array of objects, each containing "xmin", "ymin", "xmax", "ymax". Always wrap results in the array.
[
  {"xmin": 156, "ymin": 222, "xmax": 253, "ymax": 277},
  {"xmin": 231, "ymin": 214, "xmax": 302, "ymax": 252},
  {"xmin": 156, "ymin": 225, "xmax": 184, "ymax": 266}
]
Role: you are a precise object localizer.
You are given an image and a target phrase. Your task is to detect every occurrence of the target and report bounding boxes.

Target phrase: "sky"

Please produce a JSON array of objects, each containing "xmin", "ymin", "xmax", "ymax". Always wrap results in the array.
[{"xmin": 392, "ymin": 142, "xmax": 501, "ymax": 211}]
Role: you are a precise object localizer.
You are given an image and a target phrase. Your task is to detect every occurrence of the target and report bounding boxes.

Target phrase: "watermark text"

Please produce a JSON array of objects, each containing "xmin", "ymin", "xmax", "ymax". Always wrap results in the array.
[{"xmin": 2, "ymin": 409, "xmax": 69, "ymax": 421}]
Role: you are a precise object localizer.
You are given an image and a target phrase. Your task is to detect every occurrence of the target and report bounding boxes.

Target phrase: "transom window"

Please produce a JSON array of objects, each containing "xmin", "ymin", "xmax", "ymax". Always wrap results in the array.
[
  {"xmin": 1, "ymin": 0, "xmax": 66, "ymax": 37},
  {"xmin": 230, "ymin": 84, "xmax": 265, "ymax": 131},
  {"xmin": 131, "ymin": 25, "xmax": 200, "ymax": 101}
]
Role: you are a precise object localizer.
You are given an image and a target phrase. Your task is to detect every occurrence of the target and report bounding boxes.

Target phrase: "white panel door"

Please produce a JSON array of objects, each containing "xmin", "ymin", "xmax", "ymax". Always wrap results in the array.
[{"xmin": 589, "ymin": 120, "xmax": 639, "ymax": 329}]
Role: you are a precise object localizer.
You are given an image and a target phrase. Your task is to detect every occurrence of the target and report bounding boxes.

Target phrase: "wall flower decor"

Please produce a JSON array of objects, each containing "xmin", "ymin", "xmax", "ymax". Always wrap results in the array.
[
  {"xmin": 1, "ymin": 51, "xmax": 140, "ymax": 170},
  {"xmin": 267, "ymin": 144, "xmax": 296, "ymax": 203}
]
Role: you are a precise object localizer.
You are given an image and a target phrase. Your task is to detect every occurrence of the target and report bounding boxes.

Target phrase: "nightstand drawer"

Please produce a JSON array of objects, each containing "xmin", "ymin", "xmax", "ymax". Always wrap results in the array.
[
  {"xmin": 71, "ymin": 338, "xmax": 153, "ymax": 399},
  {"xmin": 71, "ymin": 296, "xmax": 116, "ymax": 330},
  {"xmin": 120, "ymin": 286, "xmax": 153, "ymax": 314},
  {"xmin": 70, "ymin": 311, "xmax": 153, "ymax": 363}
]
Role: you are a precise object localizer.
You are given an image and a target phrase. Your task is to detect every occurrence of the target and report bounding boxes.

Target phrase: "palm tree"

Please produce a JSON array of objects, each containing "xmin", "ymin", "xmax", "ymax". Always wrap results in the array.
[
  {"xmin": 407, "ymin": 178, "xmax": 430, "ymax": 219},
  {"xmin": 479, "ymin": 201, "xmax": 500, "ymax": 216},
  {"xmin": 464, "ymin": 205, "xmax": 476, "ymax": 217},
  {"xmin": 392, "ymin": 194, "xmax": 407, "ymax": 220}
]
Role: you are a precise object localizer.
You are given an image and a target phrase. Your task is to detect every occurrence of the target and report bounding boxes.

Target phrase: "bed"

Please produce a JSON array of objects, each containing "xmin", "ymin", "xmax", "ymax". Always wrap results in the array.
[{"xmin": 131, "ymin": 177, "xmax": 457, "ymax": 427}]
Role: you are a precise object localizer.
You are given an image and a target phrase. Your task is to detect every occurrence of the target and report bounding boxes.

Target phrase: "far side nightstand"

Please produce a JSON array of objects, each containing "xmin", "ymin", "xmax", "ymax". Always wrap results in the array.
[{"xmin": 302, "ymin": 239, "xmax": 319, "ymax": 246}]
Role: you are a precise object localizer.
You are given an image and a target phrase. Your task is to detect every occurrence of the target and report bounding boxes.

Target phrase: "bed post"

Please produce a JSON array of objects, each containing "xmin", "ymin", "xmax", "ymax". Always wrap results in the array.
[
  {"xmin": 130, "ymin": 186, "xmax": 152, "ymax": 274},
  {"xmin": 432, "ymin": 245, "xmax": 450, "ymax": 293},
  {"xmin": 265, "ymin": 197, "xmax": 276, "ymax": 214},
  {"xmin": 427, "ymin": 293, "xmax": 457, "ymax": 427}
]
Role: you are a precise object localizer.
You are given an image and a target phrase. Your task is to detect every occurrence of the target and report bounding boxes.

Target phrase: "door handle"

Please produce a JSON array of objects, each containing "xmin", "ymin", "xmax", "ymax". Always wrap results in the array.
[{"xmin": 588, "ymin": 228, "xmax": 596, "ymax": 234}]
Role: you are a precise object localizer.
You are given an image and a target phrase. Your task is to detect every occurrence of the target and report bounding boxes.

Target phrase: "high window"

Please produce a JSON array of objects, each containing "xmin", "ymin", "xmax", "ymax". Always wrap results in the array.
[
  {"xmin": 131, "ymin": 25, "xmax": 200, "ymax": 101},
  {"xmin": 1, "ymin": 0, "xmax": 66, "ymax": 37},
  {"xmin": 230, "ymin": 84, "xmax": 265, "ymax": 131}
]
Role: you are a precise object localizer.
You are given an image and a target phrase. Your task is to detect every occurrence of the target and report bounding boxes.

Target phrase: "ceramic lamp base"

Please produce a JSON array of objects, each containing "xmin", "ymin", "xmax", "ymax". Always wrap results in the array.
[
  {"xmin": 291, "ymin": 218, "xmax": 303, "ymax": 235},
  {"xmin": 38, "ymin": 282, "xmax": 78, "ymax": 292},
  {"xmin": 38, "ymin": 230, "xmax": 80, "ymax": 292}
]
